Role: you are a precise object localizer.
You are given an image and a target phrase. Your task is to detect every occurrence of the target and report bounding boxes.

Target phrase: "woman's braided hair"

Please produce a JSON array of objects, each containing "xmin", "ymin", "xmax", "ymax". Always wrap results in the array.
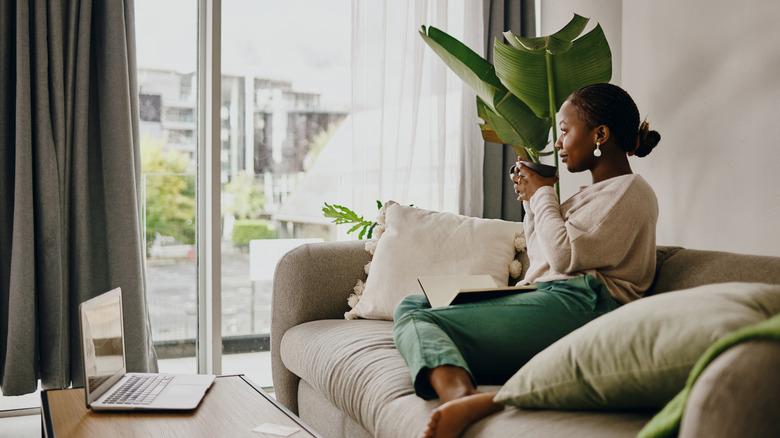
[{"xmin": 566, "ymin": 83, "xmax": 660, "ymax": 157}]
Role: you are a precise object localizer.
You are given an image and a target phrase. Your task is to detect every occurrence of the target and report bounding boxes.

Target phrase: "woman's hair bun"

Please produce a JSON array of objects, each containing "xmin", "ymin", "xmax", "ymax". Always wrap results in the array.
[{"xmin": 635, "ymin": 120, "xmax": 660, "ymax": 157}]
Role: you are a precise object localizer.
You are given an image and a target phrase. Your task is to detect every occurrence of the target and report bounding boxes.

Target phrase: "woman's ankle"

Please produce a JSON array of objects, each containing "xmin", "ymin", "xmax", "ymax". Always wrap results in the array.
[
  {"xmin": 427, "ymin": 365, "xmax": 478, "ymax": 403},
  {"xmin": 438, "ymin": 385, "xmax": 479, "ymax": 404}
]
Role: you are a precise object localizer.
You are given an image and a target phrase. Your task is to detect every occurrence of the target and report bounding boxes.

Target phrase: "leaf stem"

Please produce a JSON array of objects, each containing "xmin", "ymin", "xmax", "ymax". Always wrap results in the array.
[{"xmin": 545, "ymin": 51, "xmax": 561, "ymax": 201}]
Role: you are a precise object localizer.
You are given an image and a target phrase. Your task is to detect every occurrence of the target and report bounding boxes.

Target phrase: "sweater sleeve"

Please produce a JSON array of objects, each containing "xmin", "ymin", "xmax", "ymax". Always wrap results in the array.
[
  {"xmin": 527, "ymin": 186, "xmax": 575, "ymax": 274},
  {"xmin": 528, "ymin": 179, "xmax": 654, "ymax": 275},
  {"xmin": 521, "ymin": 199, "xmax": 534, "ymax": 235}
]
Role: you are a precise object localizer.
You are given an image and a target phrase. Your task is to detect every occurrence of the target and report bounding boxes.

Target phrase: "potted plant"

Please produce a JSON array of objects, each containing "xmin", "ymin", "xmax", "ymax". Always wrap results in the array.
[
  {"xmin": 420, "ymin": 13, "xmax": 612, "ymax": 197},
  {"xmin": 322, "ymin": 15, "xmax": 612, "ymax": 231}
]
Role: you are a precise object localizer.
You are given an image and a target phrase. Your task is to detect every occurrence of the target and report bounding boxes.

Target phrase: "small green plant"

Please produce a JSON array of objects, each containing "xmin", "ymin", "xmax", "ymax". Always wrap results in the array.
[
  {"xmin": 231, "ymin": 219, "xmax": 278, "ymax": 249},
  {"xmin": 322, "ymin": 201, "xmax": 383, "ymax": 239}
]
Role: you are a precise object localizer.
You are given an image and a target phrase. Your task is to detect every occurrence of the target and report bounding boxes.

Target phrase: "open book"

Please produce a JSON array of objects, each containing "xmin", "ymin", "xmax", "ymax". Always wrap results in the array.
[{"xmin": 417, "ymin": 275, "xmax": 537, "ymax": 308}]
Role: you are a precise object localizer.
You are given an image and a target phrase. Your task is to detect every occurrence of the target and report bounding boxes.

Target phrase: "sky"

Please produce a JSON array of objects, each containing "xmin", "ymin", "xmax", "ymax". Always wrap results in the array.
[{"xmin": 134, "ymin": 0, "xmax": 351, "ymax": 108}]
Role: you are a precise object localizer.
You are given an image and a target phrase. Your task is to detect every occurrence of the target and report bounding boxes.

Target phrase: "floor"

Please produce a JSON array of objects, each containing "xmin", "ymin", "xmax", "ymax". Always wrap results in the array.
[
  {"xmin": 0, "ymin": 415, "xmax": 39, "ymax": 438},
  {"xmin": 0, "ymin": 351, "xmax": 273, "ymax": 438}
]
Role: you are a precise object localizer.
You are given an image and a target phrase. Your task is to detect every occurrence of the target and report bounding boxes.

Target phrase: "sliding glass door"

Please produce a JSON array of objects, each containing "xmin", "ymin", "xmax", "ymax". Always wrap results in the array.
[
  {"xmin": 217, "ymin": 0, "xmax": 350, "ymax": 384},
  {"xmin": 136, "ymin": 0, "xmax": 349, "ymax": 386},
  {"xmin": 136, "ymin": 0, "xmax": 199, "ymax": 373}
]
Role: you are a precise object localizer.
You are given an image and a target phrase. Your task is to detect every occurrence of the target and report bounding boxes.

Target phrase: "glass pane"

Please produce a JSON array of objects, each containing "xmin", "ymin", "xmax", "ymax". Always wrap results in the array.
[
  {"xmin": 220, "ymin": 0, "xmax": 351, "ymax": 386},
  {"xmin": 136, "ymin": 0, "xmax": 199, "ymax": 374}
]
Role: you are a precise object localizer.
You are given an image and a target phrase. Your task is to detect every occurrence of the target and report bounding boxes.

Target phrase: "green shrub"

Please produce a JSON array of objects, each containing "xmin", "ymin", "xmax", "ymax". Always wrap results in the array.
[{"xmin": 231, "ymin": 219, "xmax": 278, "ymax": 248}]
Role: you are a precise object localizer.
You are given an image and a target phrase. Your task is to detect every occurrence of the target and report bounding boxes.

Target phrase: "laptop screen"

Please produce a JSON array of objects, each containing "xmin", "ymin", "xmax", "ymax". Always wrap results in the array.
[{"xmin": 80, "ymin": 288, "xmax": 127, "ymax": 406}]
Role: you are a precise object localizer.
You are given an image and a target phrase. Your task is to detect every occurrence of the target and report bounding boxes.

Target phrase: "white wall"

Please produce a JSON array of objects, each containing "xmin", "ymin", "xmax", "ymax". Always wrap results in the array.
[{"xmin": 540, "ymin": 0, "xmax": 780, "ymax": 257}]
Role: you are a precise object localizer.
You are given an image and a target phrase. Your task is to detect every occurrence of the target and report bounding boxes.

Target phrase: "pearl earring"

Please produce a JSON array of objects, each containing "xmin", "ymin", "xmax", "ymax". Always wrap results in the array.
[{"xmin": 594, "ymin": 141, "xmax": 602, "ymax": 157}]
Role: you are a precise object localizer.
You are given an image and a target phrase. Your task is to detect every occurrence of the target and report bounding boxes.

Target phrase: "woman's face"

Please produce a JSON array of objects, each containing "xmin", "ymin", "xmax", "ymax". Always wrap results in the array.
[{"xmin": 555, "ymin": 100, "xmax": 598, "ymax": 173}]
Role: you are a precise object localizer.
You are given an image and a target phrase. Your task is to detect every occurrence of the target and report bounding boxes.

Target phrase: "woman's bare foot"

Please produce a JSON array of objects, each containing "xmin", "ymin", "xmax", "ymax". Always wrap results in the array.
[{"xmin": 421, "ymin": 392, "xmax": 503, "ymax": 438}]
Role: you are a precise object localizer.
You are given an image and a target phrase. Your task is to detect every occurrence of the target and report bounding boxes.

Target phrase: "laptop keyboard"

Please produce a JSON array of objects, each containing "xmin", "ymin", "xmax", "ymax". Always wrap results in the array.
[{"xmin": 104, "ymin": 375, "xmax": 174, "ymax": 405}]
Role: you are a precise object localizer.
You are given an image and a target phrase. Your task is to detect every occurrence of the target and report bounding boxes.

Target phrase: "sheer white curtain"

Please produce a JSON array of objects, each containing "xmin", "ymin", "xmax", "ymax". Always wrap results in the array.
[{"xmin": 347, "ymin": 0, "xmax": 484, "ymax": 221}]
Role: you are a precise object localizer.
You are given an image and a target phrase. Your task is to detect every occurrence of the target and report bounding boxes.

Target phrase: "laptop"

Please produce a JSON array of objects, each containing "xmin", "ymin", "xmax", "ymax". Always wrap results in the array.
[
  {"xmin": 417, "ymin": 275, "xmax": 537, "ymax": 308},
  {"xmin": 79, "ymin": 288, "xmax": 215, "ymax": 411}
]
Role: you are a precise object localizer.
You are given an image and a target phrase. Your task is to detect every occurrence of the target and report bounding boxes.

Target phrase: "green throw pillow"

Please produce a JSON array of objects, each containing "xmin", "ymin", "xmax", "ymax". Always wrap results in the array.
[{"xmin": 494, "ymin": 282, "xmax": 780, "ymax": 410}]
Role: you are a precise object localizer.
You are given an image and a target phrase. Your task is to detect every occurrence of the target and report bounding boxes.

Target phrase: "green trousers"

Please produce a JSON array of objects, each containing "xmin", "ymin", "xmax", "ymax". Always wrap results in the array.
[{"xmin": 392, "ymin": 275, "xmax": 621, "ymax": 399}]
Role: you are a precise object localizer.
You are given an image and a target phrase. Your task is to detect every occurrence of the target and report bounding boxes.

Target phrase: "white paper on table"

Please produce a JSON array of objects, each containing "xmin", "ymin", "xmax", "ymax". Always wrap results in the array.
[{"xmin": 252, "ymin": 423, "xmax": 300, "ymax": 436}]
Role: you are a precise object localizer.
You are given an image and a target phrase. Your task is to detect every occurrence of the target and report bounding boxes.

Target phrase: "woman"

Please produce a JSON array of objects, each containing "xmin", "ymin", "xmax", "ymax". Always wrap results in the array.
[{"xmin": 392, "ymin": 83, "xmax": 661, "ymax": 438}]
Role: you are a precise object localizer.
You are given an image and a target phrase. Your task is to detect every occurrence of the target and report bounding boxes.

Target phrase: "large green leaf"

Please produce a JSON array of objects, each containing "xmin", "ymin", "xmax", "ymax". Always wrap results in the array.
[
  {"xmin": 477, "ymin": 118, "xmax": 532, "ymax": 159},
  {"xmin": 419, "ymin": 26, "xmax": 504, "ymax": 109},
  {"xmin": 478, "ymin": 122, "xmax": 503, "ymax": 145},
  {"xmin": 493, "ymin": 22, "xmax": 612, "ymax": 119},
  {"xmin": 476, "ymin": 96, "xmax": 549, "ymax": 155},
  {"xmin": 492, "ymin": 41, "xmax": 550, "ymax": 118},
  {"xmin": 549, "ymin": 24, "xmax": 612, "ymax": 110},
  {"xmin": 504, "ymin": 14, "xmax": 589, "ymax": 54},
  {"xmin": 422, "ymin": 25, "xmax": 550, "ymax": 152},
  {"xmin": 476, "ymin": 97, "xmax": 504, "ymax": 144},
  {"xmin": 491, "ymin": 95, "xmax": 550, "ymax": 152}
]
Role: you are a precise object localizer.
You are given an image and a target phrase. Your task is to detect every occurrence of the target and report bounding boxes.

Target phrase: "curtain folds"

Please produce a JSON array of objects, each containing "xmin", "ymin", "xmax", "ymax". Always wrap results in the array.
[
  {"xmin": 349, "ymin": 0, "xmax": 484, "ymax": 218},
  {"xmin": 482, "ymin": 0, "xmax": 534, "ymax": 221},
  {"xmin": 0, "ymin": 0, "xmax": 156, "ymax": 396}
]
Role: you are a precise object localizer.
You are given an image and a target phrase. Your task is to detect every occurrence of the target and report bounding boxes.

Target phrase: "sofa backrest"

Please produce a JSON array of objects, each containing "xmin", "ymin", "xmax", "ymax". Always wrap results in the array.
[{"xmin": 649, "ymin": 246, "xmax": 780, "ymax": 295}]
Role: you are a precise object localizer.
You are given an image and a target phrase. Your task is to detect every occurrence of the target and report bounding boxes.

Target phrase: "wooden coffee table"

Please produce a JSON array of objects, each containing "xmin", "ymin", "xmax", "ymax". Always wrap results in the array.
[{"xmin": 41, "ymin": 374, "xmax": 321, "ymax": 437}]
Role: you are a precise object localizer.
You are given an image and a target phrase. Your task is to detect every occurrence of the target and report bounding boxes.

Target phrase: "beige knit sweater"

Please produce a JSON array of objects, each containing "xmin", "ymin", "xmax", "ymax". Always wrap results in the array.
[{"xmin": 520, "ymin": 174, "xmax": 658, "ymax": 304}]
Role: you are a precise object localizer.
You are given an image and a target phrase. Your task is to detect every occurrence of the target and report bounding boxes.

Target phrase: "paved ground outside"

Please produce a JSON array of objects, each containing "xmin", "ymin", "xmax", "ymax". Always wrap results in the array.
[
  {"xmin": 147, "ymin": 246, "xmax": 275, "ymax": 386},
  {"xmin": 146, "ymin": 247, "xmax": 272, "ymax": 342}
]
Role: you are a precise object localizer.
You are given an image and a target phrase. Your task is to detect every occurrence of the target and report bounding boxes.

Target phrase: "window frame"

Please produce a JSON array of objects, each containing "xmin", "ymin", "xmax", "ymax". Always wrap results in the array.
[{"xmin": 196, "ymin": 0, "xmax": 222, "ymax": 375}]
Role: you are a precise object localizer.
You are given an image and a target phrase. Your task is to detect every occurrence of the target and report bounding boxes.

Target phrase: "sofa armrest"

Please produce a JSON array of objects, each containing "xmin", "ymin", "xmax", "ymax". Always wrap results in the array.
[
  {"xmin": 679, "ymin": 340, "xmax": 780, "ymax": 438},
  {"xmin": 270, "ymin": 239, "xmax": 371, "ymax": 414}
]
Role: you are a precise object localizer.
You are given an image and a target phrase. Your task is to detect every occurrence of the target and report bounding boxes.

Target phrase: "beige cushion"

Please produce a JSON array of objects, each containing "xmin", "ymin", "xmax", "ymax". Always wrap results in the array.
[
  {"xmin": 283, "ymin": 319, "xmax": 653, "ymax": 438},
  {"xmin": 346, "ymin": 203, "xmax": 524, "ymax": 320},
  {"xmin": 280, "ymin": 319, "xmax": 414, "ymax": 433},
  {"xmin": 495, "ymin": 282, "xmax": 780, "ymax": 410}
]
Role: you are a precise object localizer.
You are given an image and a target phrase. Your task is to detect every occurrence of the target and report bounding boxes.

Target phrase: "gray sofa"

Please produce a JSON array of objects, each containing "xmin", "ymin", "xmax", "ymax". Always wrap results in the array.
[{"xmin": 271, "ymin": 240, "xmax": 780, "ymax": 438}]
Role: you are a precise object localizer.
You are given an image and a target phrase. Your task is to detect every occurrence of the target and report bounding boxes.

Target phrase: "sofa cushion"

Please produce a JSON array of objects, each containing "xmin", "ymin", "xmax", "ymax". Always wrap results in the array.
[
  {"xmin": 297, "ymin": 380, "xmax": 373, "ymax": 438},
  {"xmin": 346, "ymin": 203, "xmax": 525, "ymax": 320},
  {"xmin": 284, "ymin": 320, "xmax": 653, "ymax": 438},
  {"xmin": 650, "ymin": 248, "xmax": 780, "ymax": 294},
  {"xmin": 280, "ymin": 319, "xmax": 414, "ymax": 434},
  {"xmin": 373, "ymin": 388, "xmax": 652, "ymax": 438},
  {"xmin": 495, "ymin": 282, "xmax": 780, "ymax": 410}
]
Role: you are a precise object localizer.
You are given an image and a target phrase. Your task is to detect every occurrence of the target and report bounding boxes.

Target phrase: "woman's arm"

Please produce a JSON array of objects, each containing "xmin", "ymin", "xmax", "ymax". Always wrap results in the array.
[
  {"xmin": 527, "ymin": 186, "xmax": 574, "ymax": 273},
  {"xmin": 511, "ymin": 160, "xmax": 651, "ymax": 277},
  {"xmin": 530, "ymin": 177, "xmax": 656, "ymax": 276}
]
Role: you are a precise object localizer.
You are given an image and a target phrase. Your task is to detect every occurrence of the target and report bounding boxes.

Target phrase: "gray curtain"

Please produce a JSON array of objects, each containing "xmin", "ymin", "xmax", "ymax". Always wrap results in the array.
[
  {"xmin": 0, "ymin": 0, "xmax": 157, "ymax": 396},
  {"xmin": 482, "ymin": 0, "xmax": 535, "ymax": 221}
]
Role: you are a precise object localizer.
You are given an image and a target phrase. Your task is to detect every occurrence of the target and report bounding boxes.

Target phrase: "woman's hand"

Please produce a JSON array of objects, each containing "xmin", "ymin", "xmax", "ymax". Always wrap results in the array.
[{"xmin": 510, "ymin": 158, "xmax": 559, "ymax": 202}]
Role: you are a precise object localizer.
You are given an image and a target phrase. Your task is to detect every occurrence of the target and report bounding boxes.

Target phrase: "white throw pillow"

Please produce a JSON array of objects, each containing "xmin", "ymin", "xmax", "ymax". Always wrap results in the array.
[{"xmin": 345, "ymin": 203, "xmax": 525, "ymax": 320}]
